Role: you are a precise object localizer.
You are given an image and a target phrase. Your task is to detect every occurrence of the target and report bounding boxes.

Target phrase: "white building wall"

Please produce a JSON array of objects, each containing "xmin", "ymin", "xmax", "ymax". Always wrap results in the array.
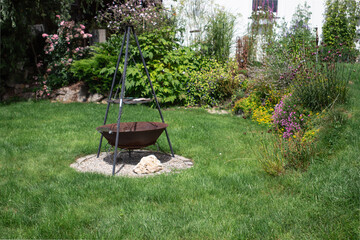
[{"xmin": 164, "ymin": 0, "xmax": 327, "ymax": 42}]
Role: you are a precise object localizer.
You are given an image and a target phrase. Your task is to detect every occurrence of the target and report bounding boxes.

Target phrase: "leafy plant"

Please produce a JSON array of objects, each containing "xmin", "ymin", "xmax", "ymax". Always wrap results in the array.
[
  {"xmin": 232, "ymin": 92, "xmax": 261, "ymax": 118},
  {"xmin": 203, "ymin": 7, "xmax": 236, "ymax": 63},
  {"xmin": 322, "ymin": 0, "xmax": 359, "ymax": 51},
  {"xmin": 185, "ymin": 59, "xmax": 241, "ymax": 107},
  {"xmin": 71, "ymin": 26, "xmax": 204, "ymax": 105}
]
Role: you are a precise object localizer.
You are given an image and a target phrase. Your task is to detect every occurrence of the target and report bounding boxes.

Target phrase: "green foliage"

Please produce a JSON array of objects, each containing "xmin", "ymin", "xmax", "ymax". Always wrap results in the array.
[
  {"xmin": 263, "ymin": 3, "xmax": 316, "ymax": 91},
  {"xmin": 322, "ymin": 0, "xmax": 360, "ymax": 60},
  {"xmin": 233, "ymin": 92, "xmax": 261, "ymax": 118},
  {"xmin": 185, "ymin": 59, "xmax": 241, "ymax": 107},
  {"xmin": 203, "ymin": 8, "xmax": 236, "ymax": 62},
  {"xmin": 256, "ymin": 130, "xmax": 316, "ymax": 175},
  {"xmin": 70, "ymin": 44, "xmax": 118, "ymax": 94},
  {"xmin": 247, "ymin": 7, "xmax": 276, "ymax": 63},
  {"xmin": 71, "ymin": 26, "xmax": 203, "ymax": 105},
  {"xmin": 291, "ymin": 63, "xmax": 349, "ymax": 112}
]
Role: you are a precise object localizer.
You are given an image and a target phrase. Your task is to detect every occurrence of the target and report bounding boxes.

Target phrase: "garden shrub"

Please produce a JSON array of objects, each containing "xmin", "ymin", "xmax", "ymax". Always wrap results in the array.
[
  {"xmin": 71, "ymin": 26, "xmax": 203, "ymax": 105},
  {"xmin": 70, "ymin": 39, "xmax": 119, "ymax": 94},
  {"xmin": 244, "ymin": 2, "xmax": 357, "ymax": 175},
  {"xmin": 232, "ymin": 76, "xmax": 281, "ymax": 123},
  {"xmin": 233, "ymin": 93, "xmax": 261, "ymax": 118},
  {"xmin": 186, "ymin": 59, "xmax": 242, "ymax": 107}
]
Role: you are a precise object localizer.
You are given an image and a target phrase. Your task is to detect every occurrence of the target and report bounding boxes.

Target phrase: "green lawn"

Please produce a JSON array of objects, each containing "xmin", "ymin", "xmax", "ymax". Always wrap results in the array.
[{"xmin": 0, "ymin": 75, "xmax": 359, "ymax": 238}]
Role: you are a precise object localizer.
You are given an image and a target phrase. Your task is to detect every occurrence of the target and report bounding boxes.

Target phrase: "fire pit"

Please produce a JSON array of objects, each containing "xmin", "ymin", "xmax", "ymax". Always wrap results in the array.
[{"xmin": 96, "ymin": 122, "xmax": 168, "ymax": 149}]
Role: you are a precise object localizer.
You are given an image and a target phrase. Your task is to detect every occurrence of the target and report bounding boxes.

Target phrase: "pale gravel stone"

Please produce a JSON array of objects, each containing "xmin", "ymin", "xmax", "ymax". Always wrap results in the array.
[
  {"xmin": 133, "ymin": 155, "xmax": 163, "ymax": 174},
  {"xmin": 70, "ymin": 150, "xmax": 193, "ymax": 177},
  {"xmin": 207, "ymin": 109, "xmax": 230, "ymax": 115}
]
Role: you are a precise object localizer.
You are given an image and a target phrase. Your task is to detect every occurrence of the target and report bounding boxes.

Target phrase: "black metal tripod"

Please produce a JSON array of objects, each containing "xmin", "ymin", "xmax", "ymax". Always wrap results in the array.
[{"xmin": 96, "ymin": 26, "xmax": 174, "ymax": 175}]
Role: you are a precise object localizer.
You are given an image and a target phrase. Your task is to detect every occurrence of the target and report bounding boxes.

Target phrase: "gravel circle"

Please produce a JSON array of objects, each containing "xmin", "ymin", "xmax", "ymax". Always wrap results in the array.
[{"xmin": 70, "ymin": 150, "xmax": 193, "ymax": 177}]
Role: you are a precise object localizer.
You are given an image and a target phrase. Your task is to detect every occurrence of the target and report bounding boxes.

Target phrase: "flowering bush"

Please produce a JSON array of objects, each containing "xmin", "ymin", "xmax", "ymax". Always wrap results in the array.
[
  {"xmin": 38, "ymin": 15, "xmax": 91, "ymax": 94},
  {"xmin": 97, "ymin": 0, "xmax": 167, "ymax": 33}
]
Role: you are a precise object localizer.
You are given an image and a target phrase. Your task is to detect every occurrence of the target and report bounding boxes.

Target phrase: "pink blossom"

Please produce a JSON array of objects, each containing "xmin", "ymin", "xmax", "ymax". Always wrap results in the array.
[
  {"xmin": 60, "ymin": 21, "xmax": 65, "ymax": 26},
  {"xmin": 87, "ymin": 33, "xmax": 92, "ymax": 37},
  {"xmin": 42, "ymin": 33, "xmax": 48, "ymax": 38},
  {"xmin": 47, "ymin": 68, "xmax": 52, "ymax": 73},
  {"xmin": 80, "ymin": 31, "xmax": 85, "ymax": 35},
  {"xmin": 80, "ymin": 24, "xmax": 85, "ymax": 29},
  {"xmin": 83, "ymin": 34, "xmax": 88, "ymax": 38},
  {"xmin": 68, "ymin": 58, "xmax": 73, "ymax": 63},
  {"xmin": 74, "ymin": 34, "xmax": 79, "ymax": 38},
  {"xmin": 67, "ymin": 42, "xmax": 70, "ymax": 44}
]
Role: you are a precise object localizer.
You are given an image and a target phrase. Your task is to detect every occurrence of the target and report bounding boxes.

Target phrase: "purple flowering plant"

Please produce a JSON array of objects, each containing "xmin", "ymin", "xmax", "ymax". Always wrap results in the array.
[{"xmin": 272, "ymin": 94, "xmax": 310, "ymax": 139}]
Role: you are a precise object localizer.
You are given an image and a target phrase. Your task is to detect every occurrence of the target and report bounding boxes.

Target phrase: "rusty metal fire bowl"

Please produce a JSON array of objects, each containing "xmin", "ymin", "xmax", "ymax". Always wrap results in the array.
[{"xmin": 96, "ymin": 122, "xmax": 168, "ymax": 149}]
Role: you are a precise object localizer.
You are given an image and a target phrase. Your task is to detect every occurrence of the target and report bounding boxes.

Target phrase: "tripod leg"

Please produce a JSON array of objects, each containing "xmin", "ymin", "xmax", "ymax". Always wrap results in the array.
[
  {"xmin": 97, "ymin": 31, "xmax": 127, "ymax": 158},
  {"xmin": 131, "ymin": 27, "xmax": 175, "ymax": 157},
  {"xmin": 112, "ymin": 27, "xmax": 131, "ymax": 175}
]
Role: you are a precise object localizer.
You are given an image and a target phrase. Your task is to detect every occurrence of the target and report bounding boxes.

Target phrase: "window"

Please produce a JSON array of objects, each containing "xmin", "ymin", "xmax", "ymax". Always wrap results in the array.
[{"xmin": 252, "ymin": 0, "xmax": 278, "ymax": 12}]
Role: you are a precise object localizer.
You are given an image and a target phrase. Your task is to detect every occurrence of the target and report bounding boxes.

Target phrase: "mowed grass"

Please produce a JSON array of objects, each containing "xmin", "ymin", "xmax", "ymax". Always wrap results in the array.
[{"xmin": 0, "ymin": 71, "xmax": 359, "ymax": 239}]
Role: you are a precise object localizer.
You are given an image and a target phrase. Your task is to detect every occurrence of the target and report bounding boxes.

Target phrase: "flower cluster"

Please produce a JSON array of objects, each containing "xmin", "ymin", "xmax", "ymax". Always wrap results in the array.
[
  {"xmin": 97, "ymin": 0, "xmax": 164, "ymax": 33},
  {"xmin": 272, "ymin": 94, "xmax": 307, "ymax": 139},
  {"xmin": 42, "ymin": 15, "xmax": 91, "ymax": 63},
  {"xmin": 37, "ymin": 15, "xmax": 92, "ymax": 94}
]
